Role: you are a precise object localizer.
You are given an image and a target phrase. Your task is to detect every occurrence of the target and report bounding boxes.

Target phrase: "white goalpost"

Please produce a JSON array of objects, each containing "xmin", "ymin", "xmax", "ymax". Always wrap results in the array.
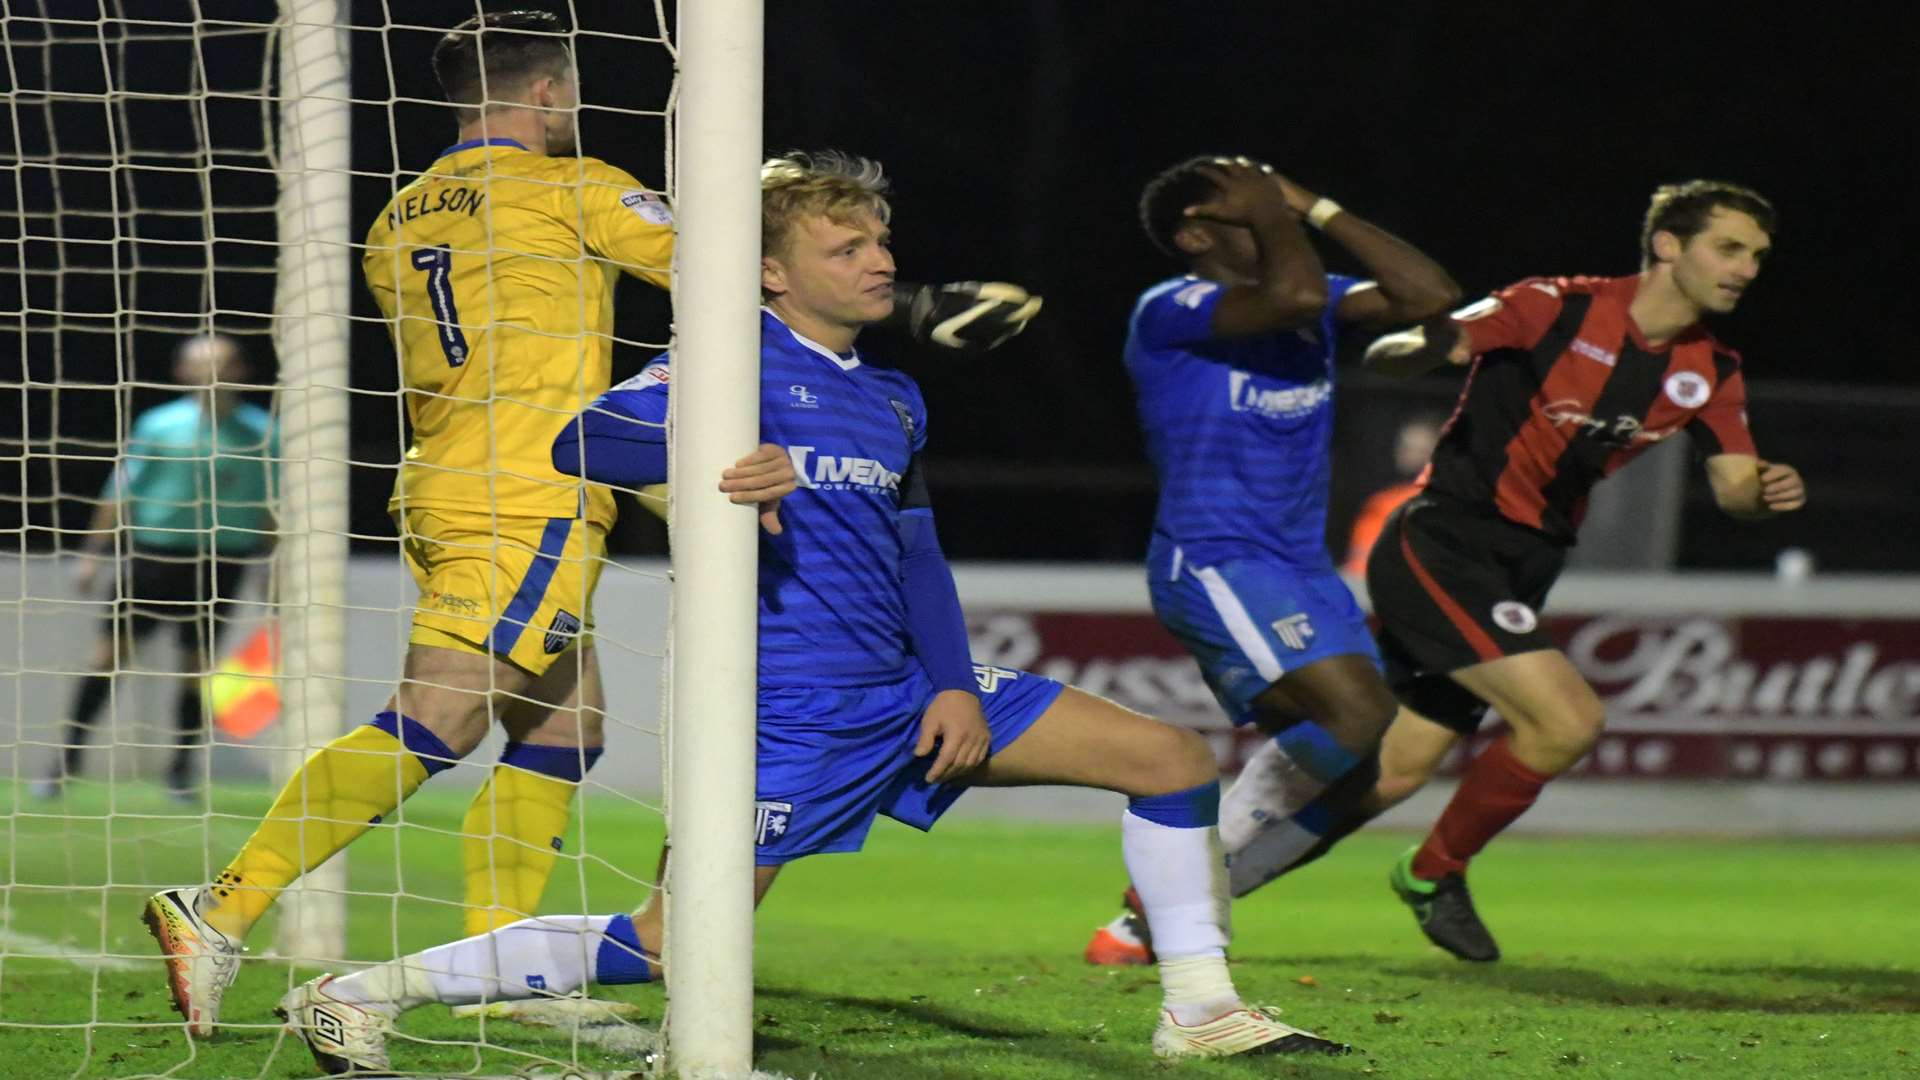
[
  {"xmin": 2, "ymin": 1, "xmax": 760, "ymax": 1076},
  {"xmin": 664, "ymin": 0, "xmax": 763, "ymax": 1073},
  {"xmin": 269, "ymin": 0, "xmax": 353, "ymax": 969}
]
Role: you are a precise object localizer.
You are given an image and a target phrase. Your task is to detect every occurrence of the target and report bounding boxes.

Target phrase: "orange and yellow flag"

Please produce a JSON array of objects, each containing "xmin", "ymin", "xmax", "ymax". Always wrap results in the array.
[{"xmin": 205, "ymin": 622, "xmax": 279, "ymax": 740}]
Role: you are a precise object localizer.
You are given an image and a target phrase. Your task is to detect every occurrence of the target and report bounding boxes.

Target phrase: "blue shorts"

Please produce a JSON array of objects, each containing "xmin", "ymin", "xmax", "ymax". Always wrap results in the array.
[
  {"xmin": 753, "ymin": 664, "xmax": 1065, "ymax": 865},
  {"xmin": 1148, "ymin": 535, "xmax": 1381, "ymax": 726}
]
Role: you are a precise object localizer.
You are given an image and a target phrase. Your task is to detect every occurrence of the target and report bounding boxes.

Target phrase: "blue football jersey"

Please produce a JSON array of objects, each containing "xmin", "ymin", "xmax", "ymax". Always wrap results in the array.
[
  {"xmin": 597, "ymin": 310, "xmax": 930, "ymax": 689},
  {"xmin": 1124, "ymin": 273, "xmax": 1362, "ymax": 569}
]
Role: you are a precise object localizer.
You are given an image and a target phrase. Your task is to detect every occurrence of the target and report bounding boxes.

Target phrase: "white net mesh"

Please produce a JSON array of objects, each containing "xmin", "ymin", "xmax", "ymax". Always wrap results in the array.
[{"xmin": 2, "ymin": 2, "xmax": 684, "ymax": 1075}]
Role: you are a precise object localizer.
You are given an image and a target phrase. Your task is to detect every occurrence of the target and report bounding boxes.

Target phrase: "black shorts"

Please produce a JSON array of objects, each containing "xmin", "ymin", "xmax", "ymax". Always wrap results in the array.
[
  {"xmin": 108, "ymin": 549, "xmax": 255, "ymax": 652},
  {"xmin": 1364, "ymin": 495, "xmax": 1567, "ymax": 735}
]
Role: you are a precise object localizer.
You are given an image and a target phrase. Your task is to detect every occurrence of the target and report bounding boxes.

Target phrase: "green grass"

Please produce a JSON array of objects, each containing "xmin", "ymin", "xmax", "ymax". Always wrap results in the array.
[{"xmin": 1, "ymin": 781, "xmax": 1916, "ymax": 1078}]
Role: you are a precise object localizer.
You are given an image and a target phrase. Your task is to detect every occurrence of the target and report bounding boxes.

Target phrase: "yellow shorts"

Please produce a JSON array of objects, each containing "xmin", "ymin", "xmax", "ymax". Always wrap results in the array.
[{"xmin": 398, "ymin": 508, "xmax": 607, "ymax": 677}]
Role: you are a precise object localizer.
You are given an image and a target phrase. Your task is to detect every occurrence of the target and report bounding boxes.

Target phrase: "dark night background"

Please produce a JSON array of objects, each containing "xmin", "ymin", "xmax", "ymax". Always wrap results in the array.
[{"xmin": 7, "ymin": 2, "xmax": 1919, "ymax": 571}]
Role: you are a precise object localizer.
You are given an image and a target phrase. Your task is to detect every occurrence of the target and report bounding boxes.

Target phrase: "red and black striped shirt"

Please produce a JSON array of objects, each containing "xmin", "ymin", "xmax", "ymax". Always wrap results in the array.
[{"xmin": 1422, "ymin": 274, "xmax": 1756, "ymax": 543}]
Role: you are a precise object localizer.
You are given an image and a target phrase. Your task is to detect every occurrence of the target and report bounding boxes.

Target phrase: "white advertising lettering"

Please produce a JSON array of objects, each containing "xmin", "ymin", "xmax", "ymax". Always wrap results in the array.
[
  {"xmin": 785, "ymin": 446, "xmax": 900, "ymax": 493},
  {"xmin": 1567, "ymin": 616, "xmax": 1920, "ymax": 724},
  {"xmin": 1227, "ymin": 371, "xmax": 1330, "ymax": 419}
]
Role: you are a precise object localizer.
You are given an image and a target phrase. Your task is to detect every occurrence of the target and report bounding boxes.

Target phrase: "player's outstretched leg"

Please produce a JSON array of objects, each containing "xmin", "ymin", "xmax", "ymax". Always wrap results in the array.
[
  {"xmin": 276, "ymin": 976, "xmax": 396, "ymax": 1076},
  {"xmin": 279, "ymin": 912, "xmax": 655, "ymax": 1075}
]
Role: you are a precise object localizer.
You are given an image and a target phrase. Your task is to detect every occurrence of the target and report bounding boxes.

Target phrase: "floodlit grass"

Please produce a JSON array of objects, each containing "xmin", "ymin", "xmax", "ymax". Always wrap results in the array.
[{"xmin": 1, "ymin": 782, "xmax": 1915, "ymax": 1078}]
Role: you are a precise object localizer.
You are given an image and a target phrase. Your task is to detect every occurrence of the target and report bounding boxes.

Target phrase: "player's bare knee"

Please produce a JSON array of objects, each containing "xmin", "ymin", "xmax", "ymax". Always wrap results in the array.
[
  {"xmin": 1520, "ymin": 702, "xmax": 1605, "ymax": 772},
  {"xmin": 1146, "ymin": 723, "xmax": 1217, "ymax": 793},
  {"xmin": 1323, "ymin": 683, "xmax": 1399, "ymax": 755},
  {"xmin": 1373, "ymin": 757, "xmax": 1432, "ymax": 807}
]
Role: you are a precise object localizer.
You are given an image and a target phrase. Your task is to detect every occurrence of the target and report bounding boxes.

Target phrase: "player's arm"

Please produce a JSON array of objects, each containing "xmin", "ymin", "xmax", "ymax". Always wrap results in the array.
[
  {"xmin": 70, "ymin": 470, "xmax": 124, "ymax": 593},
  {"xmin": 1276, "ymin": 179, "xmax": 1460, "ymax": 329},
  {"xmin": 74, "ymin": 412, "xmax": 155, "ymax": 591},
  {"xmin": 1185, "ymin": 159, "xmax": 1329, "ymax": 338},
  {"xmin": 895, "ymin": 405, "xmax": 989, "ymax": 782},
  {"xmin": 578, "ymin": 164, "xmax": 674, "ymax": 289},
  {"xmin": 900, "ymin": 501, "xmax": 991, "ymax": 784},
  {"xmin": 1689, "ymin": 368, "xmax": 1803, "ymax": 519},
  {"xmin": 1365, "ymin": 279, "xmax": 1566, "ymax": 377},
  {"xmin": 551, "ymin": 367, "xmax": 670, "ymax": 488},
  {"xmin": 1704, "ymin": 454, "xmax": 1806, "ymax": 519},
  {"xmin": 1363, "ymin": 313, "xmax": 1471, "ymax": 376},
  {"xmin": 551, "ymin": 365, "xmax": 795, "ymax": 532}
]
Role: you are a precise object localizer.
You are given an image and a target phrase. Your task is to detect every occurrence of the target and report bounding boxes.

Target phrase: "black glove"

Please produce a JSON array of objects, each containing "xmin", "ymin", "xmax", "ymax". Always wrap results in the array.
[{"xmin": 888, "ymin": 281, "xmax": 1043, "ymax": 352}]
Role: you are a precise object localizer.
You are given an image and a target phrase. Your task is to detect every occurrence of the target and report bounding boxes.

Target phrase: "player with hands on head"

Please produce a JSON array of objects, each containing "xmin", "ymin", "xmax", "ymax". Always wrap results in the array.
[
  {"xmin": 1255, "ymin": 180, "xmax": 1803, "ymax": 963},
  {"xmin": 276, "ymin": 150, "xmax": 1351, "ymax": 1074},
  {"xmin": 1085, "ymin": 153, "xmax": 1463, "ymax": 966}
]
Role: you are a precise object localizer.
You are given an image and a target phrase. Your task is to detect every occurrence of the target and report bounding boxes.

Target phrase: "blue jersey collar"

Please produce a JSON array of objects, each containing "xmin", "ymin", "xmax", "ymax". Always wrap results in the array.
[
  {"xmin": 439, "ymin": 137, "xmax": 530, "ymax": 158},
  {"xmin": 763, "ymin": 307, "xmax": 860, "ymax": 370}
]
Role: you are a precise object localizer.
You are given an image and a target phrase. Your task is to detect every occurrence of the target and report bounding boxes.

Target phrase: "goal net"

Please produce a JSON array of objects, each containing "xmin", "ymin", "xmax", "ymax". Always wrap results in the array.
[{"xmin": 1, "ymin": 2, "xmax": 756, "ymax": 1076}]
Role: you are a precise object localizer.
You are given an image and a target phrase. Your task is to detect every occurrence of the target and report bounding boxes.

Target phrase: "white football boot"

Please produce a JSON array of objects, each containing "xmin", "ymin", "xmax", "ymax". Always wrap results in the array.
[
  {"xmin": 141, "ymin": 887, "xmax": 241, "ymax": 1037},
  {"xmin": 1152, "ymin": 1004, "xmax": 1354, "ymax": 1058},
  {"xmin": 276, "ymin": 975, "xmax": 397, "ymax": 1076}
]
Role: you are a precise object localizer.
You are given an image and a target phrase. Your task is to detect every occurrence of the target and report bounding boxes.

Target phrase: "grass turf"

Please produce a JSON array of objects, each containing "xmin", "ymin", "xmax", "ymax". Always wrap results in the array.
[{"xmin": 0, "ymin": 781, "xmax": 1915, "ymax": 1078}]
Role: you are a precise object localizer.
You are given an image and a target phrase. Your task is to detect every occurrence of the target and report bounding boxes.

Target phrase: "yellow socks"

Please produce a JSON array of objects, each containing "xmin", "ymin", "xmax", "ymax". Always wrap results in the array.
[
  {"xmin": 204, "ymin": 712, "xmax": 457, "ymax": 940},
  {"xmin": 461, "ymin": 743, "xmax": 601, "ymax": 936}
]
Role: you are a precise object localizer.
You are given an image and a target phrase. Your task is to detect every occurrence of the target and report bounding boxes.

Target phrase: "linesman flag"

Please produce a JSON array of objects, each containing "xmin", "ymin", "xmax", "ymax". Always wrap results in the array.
[{"xmin": 204, "ymin": 622, "xmax": 279, "ymax": 739}]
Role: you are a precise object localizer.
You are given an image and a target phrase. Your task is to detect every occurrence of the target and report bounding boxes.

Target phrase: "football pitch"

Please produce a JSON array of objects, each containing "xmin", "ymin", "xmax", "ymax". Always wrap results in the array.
[{"xmin": 0, "ymin": 783, "xmax": 1914, "ymax": 1079}]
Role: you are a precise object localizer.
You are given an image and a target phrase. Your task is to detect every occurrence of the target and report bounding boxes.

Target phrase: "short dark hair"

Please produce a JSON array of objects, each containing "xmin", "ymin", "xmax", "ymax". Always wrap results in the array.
[
  {"xmin": 1138, "ymin": 156, "xmax": 1229, "ymax": 260},
  {"xmin": 432, "ymin": 10, "xmax": 572, "ymax": 121},
  {"xmin": 1640, "ymin": 180, "xmax": 1775, "ymax": 267}
]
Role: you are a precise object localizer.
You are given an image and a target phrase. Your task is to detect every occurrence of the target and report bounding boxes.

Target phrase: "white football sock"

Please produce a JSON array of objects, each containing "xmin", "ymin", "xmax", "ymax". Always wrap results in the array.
[
  {"xmin": 1121, "ymin": 803, "xmax": 1237, "ymax": 1026},
  {"xmin": 1157, "ymin": 953, "xmax": 1242, "ymax": 1027},
  {"xmin": 1227, "ymin": 814, "xmax": 1327, "ymax": 898},
  {"xmin": 1218, "ymin": 738, "xmax": 1326, "ymax": 853},
  {"xmin": 328, "ymin": 914, "xmax": 628, "ymax": 1010}
]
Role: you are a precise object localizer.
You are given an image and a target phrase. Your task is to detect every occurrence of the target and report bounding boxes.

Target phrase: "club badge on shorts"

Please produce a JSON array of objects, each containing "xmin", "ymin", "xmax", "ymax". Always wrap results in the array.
[
  {"xmin": 755, "ymin": 801, "xmax": 793, "ymax": 846},
  {"xmin": 1491, "ymin": 601, "xmax": 1538, "ymax": 635},
  {"xmin": 544, "ymin": 610, "xmax": 582, "ymax": 655}
]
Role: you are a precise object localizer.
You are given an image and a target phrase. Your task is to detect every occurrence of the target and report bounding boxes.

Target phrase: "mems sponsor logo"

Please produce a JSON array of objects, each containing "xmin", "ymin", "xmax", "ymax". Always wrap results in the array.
[
  {"xmin": 1228, "ymin": 371, "xmax": 1330, "ymax": 419},
  {"xmin": 786, "ymin": 446, "xmax": 900, "ymax": 494}
]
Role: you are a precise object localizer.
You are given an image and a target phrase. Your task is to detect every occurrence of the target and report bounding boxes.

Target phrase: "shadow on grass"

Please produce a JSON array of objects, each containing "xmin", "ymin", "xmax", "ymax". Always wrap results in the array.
[
  {"xmin": 755, "ymin": 985, "xmax": 1371, "ymax": 1079},
  {"xmin": 1373, "ymin": 960, "xmax": 1920, "ymax": 1015}
]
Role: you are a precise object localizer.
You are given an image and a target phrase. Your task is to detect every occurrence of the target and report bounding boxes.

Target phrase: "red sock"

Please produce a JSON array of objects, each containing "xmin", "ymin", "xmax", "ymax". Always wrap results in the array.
[{"xmin": 1411, "ymin": 736, "xmax": 1549, "ymax": 881}]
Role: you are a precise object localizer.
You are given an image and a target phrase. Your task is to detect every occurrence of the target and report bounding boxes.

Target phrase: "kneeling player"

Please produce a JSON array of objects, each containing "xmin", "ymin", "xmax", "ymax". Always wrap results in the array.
[{"xmin": 276, "ymin": 151, "xmax": 1351, "ymax": 1073}]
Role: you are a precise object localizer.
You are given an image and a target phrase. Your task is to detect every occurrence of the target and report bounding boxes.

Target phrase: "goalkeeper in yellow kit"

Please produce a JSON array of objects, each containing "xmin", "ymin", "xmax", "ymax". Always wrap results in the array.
[
  {"xmin": 142, "ymin": 10, "xmax": 1042, "ymax": 1037},
  {"xmin": 140, "ymin": 10, "xmax": 699, "ymax": 1036}
]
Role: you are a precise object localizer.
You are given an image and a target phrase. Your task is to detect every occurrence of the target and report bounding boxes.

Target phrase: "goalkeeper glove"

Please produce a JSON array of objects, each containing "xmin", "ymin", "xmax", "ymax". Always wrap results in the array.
[{"xmin": 888, "ymin": 281, "xmax": 1043, "ymax": 352}]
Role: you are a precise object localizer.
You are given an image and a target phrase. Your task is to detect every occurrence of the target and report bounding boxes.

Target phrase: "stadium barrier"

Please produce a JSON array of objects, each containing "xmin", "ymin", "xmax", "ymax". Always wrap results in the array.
[{"xmin": 8, "ymin": 557, "xmax": 1915, "ymax": 836}]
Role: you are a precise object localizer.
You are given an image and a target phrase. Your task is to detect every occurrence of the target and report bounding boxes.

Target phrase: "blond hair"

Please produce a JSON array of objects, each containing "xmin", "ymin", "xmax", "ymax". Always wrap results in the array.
[{"xmin": 761, "ymin": 150, "xmax": 891, "ymax": 258}]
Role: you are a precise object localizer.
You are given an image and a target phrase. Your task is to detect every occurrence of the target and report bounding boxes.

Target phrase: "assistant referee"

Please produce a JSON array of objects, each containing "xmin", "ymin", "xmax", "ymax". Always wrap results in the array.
[{"xmin": 38, "ymin": 334, "xmax": 277, "ymax": 800}]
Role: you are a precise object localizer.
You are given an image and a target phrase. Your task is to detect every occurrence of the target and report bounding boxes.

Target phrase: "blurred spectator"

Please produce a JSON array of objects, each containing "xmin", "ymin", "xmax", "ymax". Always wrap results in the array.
[
  {"xmin": 37, "ymin": 335, "xmax": 277, "ymax": 801},
  {"xmin": 1342, "ymin": 414, "xmax": 1441, "ymax": 578}
]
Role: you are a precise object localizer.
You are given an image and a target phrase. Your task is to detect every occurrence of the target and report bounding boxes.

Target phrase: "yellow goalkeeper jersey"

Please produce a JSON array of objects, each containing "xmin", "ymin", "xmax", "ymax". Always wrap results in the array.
[{"xmin": 363, "ymin": 137, "xmax": 673, "ymax": 528}]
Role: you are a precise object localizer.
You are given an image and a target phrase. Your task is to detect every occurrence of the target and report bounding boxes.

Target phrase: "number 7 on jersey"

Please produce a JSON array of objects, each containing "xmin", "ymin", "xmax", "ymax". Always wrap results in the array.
[{"xmin": 410, "ymin": 245, "xmax": 469, "ymax": 367}]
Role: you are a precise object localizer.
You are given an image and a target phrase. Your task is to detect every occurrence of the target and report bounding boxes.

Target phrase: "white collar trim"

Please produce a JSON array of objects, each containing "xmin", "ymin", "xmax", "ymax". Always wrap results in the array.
[{"xmin": 764, "ymin": 306, "xmax": 861, "ymax": 370}]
